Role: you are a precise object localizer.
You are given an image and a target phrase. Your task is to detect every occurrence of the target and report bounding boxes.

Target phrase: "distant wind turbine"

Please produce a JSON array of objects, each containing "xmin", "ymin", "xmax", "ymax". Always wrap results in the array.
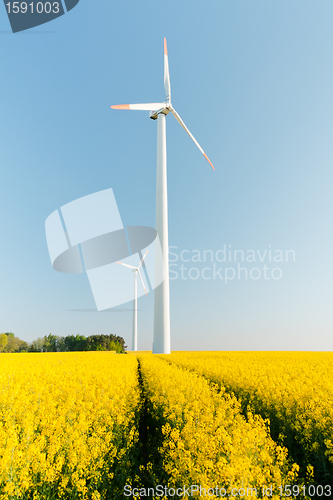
[
  {"xmin": 116, "ymin": 250, "xmax": 148, "ymax": 351},
  {"xmin": 111, "ymin": 38, "xmax": 215, "ymax": 354}
]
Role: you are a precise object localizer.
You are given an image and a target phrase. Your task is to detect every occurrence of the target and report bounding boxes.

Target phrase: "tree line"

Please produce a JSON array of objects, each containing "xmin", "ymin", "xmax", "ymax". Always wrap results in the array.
[
  {"xmin": 0, "ymin": 332, "xmax": 28, "ymax": 353},
  {"xmin": 0, "ymin": 333, "xmax": 126, "ymax": 354}
]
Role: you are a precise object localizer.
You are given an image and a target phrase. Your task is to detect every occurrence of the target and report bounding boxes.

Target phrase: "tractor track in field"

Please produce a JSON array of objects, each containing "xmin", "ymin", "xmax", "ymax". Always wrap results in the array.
[{"xmin": 130, "ymin": 358, "xmax": 171, "ymax": 491}]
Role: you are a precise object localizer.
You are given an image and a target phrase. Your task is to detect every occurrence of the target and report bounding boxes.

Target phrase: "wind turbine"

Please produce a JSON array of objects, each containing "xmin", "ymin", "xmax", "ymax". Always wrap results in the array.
[
  {"xmin": 116, "ymin": 250, "xmax": 148, "ymax": 351},
  {"xmin": 111, "ymin": 38, "xmax": 215, "ymax": 355}
]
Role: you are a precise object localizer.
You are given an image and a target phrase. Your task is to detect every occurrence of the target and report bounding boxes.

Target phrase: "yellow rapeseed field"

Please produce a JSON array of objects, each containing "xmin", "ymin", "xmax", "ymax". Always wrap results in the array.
[
  {"xmin": 158, "ymin": 351, "xmax": 333, "ymax": 486},
  {"xmin": 0, "ymin": 352, "xmax": 140, "ymax": 499},
  {"xmin": 138, "ymin": 354, "xmax": 299, "ymax": 499},
  {"xmin": 0, "ymin": 351, "xmax": 331, "ymax": 499}
]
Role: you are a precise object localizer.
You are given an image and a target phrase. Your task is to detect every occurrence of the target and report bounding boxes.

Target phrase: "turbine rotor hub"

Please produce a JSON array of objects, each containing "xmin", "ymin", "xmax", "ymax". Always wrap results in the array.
[{"xmin": 149, "ymin": 102, "xmax": 172, "ymax": 120}]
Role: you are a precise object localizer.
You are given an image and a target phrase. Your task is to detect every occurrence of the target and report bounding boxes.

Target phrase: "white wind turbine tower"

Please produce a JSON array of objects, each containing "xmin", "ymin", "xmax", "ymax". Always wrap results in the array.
[
  {"xmin": 116, "ymin": 250, "xmax": 148, "ymax": 351},
  {"xmin": 111, "ymin": 39, "xmax": 215, "ymax": 355}
]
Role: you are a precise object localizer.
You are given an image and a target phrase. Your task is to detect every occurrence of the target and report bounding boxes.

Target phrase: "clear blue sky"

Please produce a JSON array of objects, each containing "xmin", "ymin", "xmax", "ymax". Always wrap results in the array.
[{"xmin": 1, "ymin": 0, "xmax": 332, "ymax": 350}]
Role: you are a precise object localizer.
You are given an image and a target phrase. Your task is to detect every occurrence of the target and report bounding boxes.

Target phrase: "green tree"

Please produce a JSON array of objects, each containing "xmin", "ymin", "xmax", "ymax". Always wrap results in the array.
[
  {"xmin": 64, "ymin": 334, "xmax": 87, "ymax": 351},
  {"xmin": 56, "ymin": 336, "xmax": 66, "ymax": 352},
  {"xmin": 3, "ymin": 335, "xmax": 20, "ymax": 353},
  {"xmin": 43, "ymin": 334, "xmax": 60, "ymax": 352},
  {"xmin": 108, "ymin": 340, "xmax": 123, "ymax": 353},
  {"xmin": 0, "ymin": 334, "xmax": 8, "ymax": 353},
  {"xmin": 18, "ymin": 341, "xmax": 28, "ymax": 352},
  {"xmin": 86, "ymin": 334, "xmax": 125, "ymax": 353},
  {"xmin": 29, "ymin": 337, "xmax": 45, "ymax": 352}
]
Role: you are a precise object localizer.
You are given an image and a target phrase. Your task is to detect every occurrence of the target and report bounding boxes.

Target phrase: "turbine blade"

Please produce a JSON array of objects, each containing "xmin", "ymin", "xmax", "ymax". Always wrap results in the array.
[
  {"xmin": 171, "ymin": 108, "xmax": 215, "ymax": 170},
  {"xmin": 116, "ymin": 261, "xmax": 136, "ymax": 270},
  {"xmin": 164, "ymin": 38, "xmax": 171, "ymax": 100},
  {"xmin": 137, "ymin": 270, "xmax": 147, "ymax": 296},
  {"xmin": 111, "ymin": 103, "xmax": 165, "ymax": 111},
  {"xmin": 137, "ymin": 249, "xmax": 149, "ymax": 270}
]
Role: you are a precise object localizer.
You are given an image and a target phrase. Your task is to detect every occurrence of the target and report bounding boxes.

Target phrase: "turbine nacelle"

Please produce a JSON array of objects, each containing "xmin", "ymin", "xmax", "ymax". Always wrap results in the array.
[
  {"xmin": 116, "ymin": 250, "xmax": 149, "ymax": 296},
  {"xmin": 149, "ymin": 103, "xmax": 172, "ymax": 120}
]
